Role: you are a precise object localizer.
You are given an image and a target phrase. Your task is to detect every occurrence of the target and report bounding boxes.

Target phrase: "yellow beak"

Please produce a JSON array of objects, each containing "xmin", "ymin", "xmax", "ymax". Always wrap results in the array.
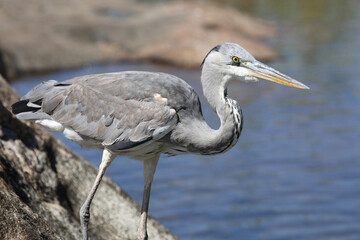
[{"xmin": 247, "ymin": 61, "xmax": 309, "ymax": 90}]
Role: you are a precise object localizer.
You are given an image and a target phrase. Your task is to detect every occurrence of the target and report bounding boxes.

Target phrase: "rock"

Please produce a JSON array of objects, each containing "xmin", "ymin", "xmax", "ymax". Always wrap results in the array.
[
  {"xmin": 0, "ymin": 0, "xmax": 277, "ymax": 80},
  {"xmin": 131, "ymin": 2, "xmax": 277, "ymax": 68},
  {"xmin": 0, "ymin": 74, "xmax": 179, "ymax": 239},
  {"xmin": 0, "ymin": 75, "xmax": 19, "ymax": 109}
]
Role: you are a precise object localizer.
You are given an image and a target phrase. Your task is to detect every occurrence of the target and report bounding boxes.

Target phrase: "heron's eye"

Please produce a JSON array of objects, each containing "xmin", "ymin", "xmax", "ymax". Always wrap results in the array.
[{"xmin": 232, "ymin": 56, "xmax": 240, "ymax": 63}]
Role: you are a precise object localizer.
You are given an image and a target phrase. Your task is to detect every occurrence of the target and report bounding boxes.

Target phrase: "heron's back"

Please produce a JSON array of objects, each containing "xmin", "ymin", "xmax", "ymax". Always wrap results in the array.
[{"xmin": 63, "ymin": 71, "xmax": 203, "ymax": 115}]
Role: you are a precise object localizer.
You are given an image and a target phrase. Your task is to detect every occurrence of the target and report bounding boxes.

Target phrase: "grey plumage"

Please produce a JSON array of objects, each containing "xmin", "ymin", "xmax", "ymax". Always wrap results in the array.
[{"xmin": 12, "ymin": 43, "xmax": 309, "ymax": 240}]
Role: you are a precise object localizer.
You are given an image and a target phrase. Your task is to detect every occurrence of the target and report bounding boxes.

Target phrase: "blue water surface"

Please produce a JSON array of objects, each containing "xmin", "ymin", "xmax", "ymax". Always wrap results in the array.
[{"xmin": 11, "ymin": 1, "xmax": 360, "ymax": 239}]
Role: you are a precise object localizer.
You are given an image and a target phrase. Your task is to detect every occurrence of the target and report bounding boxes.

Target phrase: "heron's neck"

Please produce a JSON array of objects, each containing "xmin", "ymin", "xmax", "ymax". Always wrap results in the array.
[
  {"xmin": 172, "ymin": 70, "xmax": 243, "ymax": 155},
  {"xmin": 203, "ymin": 93, "xmax": 243, "ymax": 155},
  {"xmin": 202, "ymin": 70, "xmax": 243, "ymax": 154}
]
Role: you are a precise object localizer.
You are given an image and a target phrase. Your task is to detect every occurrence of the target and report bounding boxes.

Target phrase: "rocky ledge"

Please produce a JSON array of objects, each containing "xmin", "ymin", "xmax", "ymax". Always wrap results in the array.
[
  {"xmin": 0, "ymin": 0, "xmax": 277, "ymax": 80},
  {"xmin": 0, "ymin": 75, "xmax": 178, "ymax": 239}
]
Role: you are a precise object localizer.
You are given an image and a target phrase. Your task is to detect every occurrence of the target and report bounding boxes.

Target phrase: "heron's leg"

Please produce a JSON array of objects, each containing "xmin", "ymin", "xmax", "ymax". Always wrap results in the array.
[
  {"xmin": 137, "ymin": 154, "xmax": 160, "ymax": 240},
  {"xmin": 80, "ymin": 148, "xmax": 115, "ymax": 240}
]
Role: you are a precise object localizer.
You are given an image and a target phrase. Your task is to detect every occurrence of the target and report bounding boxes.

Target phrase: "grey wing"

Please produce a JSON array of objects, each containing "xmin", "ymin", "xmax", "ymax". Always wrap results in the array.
[
  {"xmin": 12, "ymin": 71, "xmax": 203, "ymax": 151},
  {"xmin": 50, "ymin": 83, "xmax": 177, "ymax": 151},
  {"xmin": 13, "ymin": 78, "xmax": 178, "ymax": 151}
]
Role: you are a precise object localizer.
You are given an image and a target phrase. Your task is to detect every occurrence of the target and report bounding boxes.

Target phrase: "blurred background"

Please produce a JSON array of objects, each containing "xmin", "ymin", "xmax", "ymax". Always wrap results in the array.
[{"xmin": 5, "ymin": 0, "xmax": 360, "ymax": 239}]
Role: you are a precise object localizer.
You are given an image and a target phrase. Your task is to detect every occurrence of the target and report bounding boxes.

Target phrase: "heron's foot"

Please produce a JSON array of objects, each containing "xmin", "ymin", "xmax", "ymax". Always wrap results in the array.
[{"xmin": 80, "ymin": 204, "xmax": 90, "ymax": 240}]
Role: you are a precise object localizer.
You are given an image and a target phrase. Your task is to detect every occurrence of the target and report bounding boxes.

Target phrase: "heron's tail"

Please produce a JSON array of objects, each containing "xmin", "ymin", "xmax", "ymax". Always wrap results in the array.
[
  {"xmin": 11, "ymin": 99, "xmax": 49, "ymax": 120},
  {"xmin": 11, "ymin": 80, "xmax": 60, "ymax": 120}
]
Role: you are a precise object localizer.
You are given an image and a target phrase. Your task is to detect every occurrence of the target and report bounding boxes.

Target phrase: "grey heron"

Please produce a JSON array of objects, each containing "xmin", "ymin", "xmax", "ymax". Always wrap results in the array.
[{"xmin": 11, "ymin": 43, "xmax": 309, "ymax": 240}]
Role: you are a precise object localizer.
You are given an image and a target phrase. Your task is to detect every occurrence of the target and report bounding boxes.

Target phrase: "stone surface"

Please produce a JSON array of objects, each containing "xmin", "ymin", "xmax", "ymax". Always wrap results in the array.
[
  {"xmin": 0, "ymin": 74, "xmax": 179, "ymax": 239},
  {"xmin": 0, "ymin": 0, "xmax": 277, "ymax": 80}
]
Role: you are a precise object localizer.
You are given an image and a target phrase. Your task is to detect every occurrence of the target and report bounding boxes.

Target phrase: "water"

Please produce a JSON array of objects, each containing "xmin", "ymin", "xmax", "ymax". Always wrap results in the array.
[{"xmin": 11, "ymin": 1, "xmax": 360, "ymax": 239}]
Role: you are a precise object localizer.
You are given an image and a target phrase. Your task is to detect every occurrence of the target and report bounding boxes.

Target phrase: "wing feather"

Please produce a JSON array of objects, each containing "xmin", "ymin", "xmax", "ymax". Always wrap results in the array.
[{"xmin": 46, "ymin": 82, "xmax": 177, "ymax": 150}]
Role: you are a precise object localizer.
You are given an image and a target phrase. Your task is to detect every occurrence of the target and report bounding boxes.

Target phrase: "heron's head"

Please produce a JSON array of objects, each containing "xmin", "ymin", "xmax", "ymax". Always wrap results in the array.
[{"xmin": 201, "ymin": 43, "xmax": 309, "ymax": 90}]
